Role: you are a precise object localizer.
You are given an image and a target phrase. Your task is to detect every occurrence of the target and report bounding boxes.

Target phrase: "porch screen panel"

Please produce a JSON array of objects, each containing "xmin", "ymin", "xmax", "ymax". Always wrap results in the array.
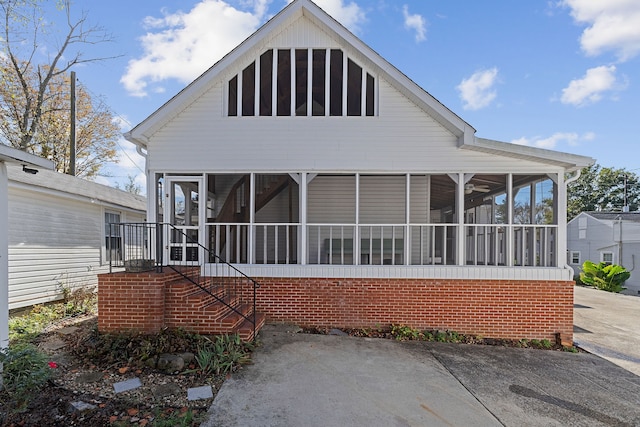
[
  {"xmin": 295, "ymin": 49, "xmax": 308, "ymax": 116},
  {"xmin": 359, "ymin": 175, "xmax": 405, "ymax": 224},
  {"xmin": 242, "ymin": 62, "xmax": 255, "ymax": 116},
  {"xmin": 329, "ymin": 49, "xmax": 343, "ymax": 116},
  {"xmin": 308, "ymin": 175, "xmax": 356, "ymax": 223},
  {"xmin": 254, "ymin": 174, "xmax": 299, "ymax": 264},
  {"xmin": 366, "ymin": 73, "xmax": 375, "ymax": 116},
  {"xmin": 312, "ymin": 49, "xmax": 325, "ymax": 116},
  {"xmin": 260, "ymin": 50, "xmax": 273, "ymax": 116},
  {"xmin": 277, "ymin": 49, "xmax": 291, "ymax": 116},
  {"xmin": 347, "ymin": 59, "xmax": 362, "ymax": 116},
  {"xmin": 205, "ymin": 174, "xmax": 250, "ymax": 263},
  {"xmin": 228, "ymin": 75, "xmax": 238, "ymax": 116},
  {"xmin": 308, "ymin": 175, "xmax": 356, "ymax": 264}
]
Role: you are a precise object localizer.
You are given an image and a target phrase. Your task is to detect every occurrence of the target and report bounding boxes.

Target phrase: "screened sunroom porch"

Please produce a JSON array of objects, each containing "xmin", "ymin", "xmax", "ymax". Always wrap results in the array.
[{"xmin": 156, "ymin": 171, "xmax": 561, "ymax": 269}]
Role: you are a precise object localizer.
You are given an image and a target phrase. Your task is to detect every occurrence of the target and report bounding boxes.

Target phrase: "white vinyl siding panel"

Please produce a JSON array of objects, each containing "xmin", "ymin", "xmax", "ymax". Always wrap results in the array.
[
  {"xmin": 268, "ymin": 14, "xmax": 340, "ymax": 49},
  {"xmin": 149, "ymin": 77, "xmax": 559, "ymax": 175},
  {"xmin": 7, "ymin": 187, "xmax": 144, "ymax": 310}
]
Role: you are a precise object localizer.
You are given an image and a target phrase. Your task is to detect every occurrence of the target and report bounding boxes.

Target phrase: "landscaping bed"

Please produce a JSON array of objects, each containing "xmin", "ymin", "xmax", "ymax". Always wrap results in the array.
[{"xmin": 1, "ymin": 314, "xmax": 253, "ymax": 427}]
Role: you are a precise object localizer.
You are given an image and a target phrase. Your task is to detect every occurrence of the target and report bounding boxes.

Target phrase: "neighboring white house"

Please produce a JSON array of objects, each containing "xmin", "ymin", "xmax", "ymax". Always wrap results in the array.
[
  {"xmin": 120, "ymin": 0, "xmax": 595, "ymax": 342},
  {"xmin": 568, "ymin": 212, "xmax": 640, "ymax": 295},
  {"xmin": 1, "ymin": 144, "xmax": 54, "ymax": 356},
  {"xmin": 7, "ymin": 163, "xmax": 146, "ymax": 310}
]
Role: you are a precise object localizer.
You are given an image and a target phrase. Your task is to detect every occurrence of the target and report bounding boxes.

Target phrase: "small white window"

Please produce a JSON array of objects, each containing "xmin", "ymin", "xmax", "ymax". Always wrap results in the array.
[
  {"xmin": 105, "ymin": 211, "xmax": 122, "ymax": 264},
  {"xmin": 601, "ymin": 252, "xmax": 614, "ymax": 265},
  {"xmin": 570, "ymin": 251, "xmax": 581, "ymax": 265}
]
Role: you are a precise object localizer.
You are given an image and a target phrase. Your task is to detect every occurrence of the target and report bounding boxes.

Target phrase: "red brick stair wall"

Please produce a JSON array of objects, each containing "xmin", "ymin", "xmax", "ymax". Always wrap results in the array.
[{"xmin": 98, "ymin": 269, "xmax": 263, "ymax": 341}]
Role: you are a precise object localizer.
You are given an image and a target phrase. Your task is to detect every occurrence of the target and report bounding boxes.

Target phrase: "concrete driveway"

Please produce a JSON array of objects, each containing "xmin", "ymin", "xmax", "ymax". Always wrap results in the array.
[
  {"xmin": 203, "ymin": 324, "xmax": 640, "ymax": 427},
  {"xmin": 574, "ymin": 285, "xmax": 640, "ymax": 376}
]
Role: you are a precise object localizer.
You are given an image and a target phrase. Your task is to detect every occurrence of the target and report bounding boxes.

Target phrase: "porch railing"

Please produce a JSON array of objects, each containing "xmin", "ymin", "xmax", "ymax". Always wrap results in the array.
[
  {"xmin": 107, "ymin": 222, "xmax": 260, "ymax": 339},
  {"xmin": 141, "ymin": 222, "xmax": 559, "ymax": 268}
]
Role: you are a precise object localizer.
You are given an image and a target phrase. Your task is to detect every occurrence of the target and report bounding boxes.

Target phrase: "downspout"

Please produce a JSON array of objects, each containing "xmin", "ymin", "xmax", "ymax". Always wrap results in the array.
[
  {"xmin": 130, "ymin": 139, "xmax": 151, "ymax": 222},
  {"xmin": 563, "ymin": 169, "xmax": 582, "ymax": 279}
]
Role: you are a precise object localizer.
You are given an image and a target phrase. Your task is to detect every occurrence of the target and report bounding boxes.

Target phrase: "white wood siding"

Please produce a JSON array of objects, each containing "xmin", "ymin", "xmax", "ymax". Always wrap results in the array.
[{"xmin": 8, "ymin": 187, "xmax": 144, "ymax": 310}]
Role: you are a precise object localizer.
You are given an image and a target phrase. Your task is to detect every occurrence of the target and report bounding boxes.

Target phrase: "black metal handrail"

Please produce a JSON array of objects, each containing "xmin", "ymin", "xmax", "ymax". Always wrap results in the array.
[{"xmin": 107, "ymin": 222, "xmax": 259, "ymax": 340}]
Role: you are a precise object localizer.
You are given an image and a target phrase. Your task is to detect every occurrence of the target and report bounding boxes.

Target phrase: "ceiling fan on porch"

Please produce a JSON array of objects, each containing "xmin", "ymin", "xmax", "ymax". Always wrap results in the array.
[{"xmin": 464, "ymin": 183, "xmax": 491, "ymax": 194}]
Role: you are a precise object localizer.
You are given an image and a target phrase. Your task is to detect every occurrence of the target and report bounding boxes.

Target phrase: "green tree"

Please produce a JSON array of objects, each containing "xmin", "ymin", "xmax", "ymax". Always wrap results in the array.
[
  {"xmin": 115, "ymin": 175, "xmax": 142, "ymax": 195},
  {"xmin": 0, "ymin": 0, "xmax": 119, "ymax": 178},
  {"xmin": 568, "ymin": 164, "xmax": 640, "ymax": 221}
]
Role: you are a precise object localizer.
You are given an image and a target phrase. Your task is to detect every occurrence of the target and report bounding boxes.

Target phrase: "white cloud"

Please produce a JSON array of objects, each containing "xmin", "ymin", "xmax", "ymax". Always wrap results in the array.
[
  {"xmin": 121, "ymin": 0, "xmax": 267, "ymax": 97},
  {"xmin": 123, "ymin": 0, "xmax": 367, "ymax": 97},
  {"xmin": 402, "ymin": 5, "xmax": 427, "ymax": 42},
  {"xmin": 511, "ymin": 132, "xmax": 594, "ymax": 149},
  {"xmin": 456, "ymin": 68, "xmax": 499, "ymax": 110},
  {"xmin": 287, "ymin": 0, "xmax": 366, "ymax": 32},
  {"xmin": 560, "ymin": 65, "xmax": 617, "ymax": 106},
  {"xmin": 562, "ymin": 0, "xmax": 640, "ymax": 61}
]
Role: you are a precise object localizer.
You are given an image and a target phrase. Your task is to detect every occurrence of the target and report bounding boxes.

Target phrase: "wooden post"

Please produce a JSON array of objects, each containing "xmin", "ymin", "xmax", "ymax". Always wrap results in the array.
[{"xmin": 69, "ymin": 71, "xmax": 76, "ymax": 176}]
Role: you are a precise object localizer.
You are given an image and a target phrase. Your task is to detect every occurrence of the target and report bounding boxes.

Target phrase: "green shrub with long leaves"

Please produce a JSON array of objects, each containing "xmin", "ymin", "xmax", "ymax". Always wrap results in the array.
[
  {"xmin": 0, "ymin": 343, "xmax": 52, "ymax": 409},
  {"xmin": 580, "ymin": 260, "xmax": 630, "ymax": 293},
  {"xmin": 195, "ymin": 334, "xmax": 253, "ymax": 375}
]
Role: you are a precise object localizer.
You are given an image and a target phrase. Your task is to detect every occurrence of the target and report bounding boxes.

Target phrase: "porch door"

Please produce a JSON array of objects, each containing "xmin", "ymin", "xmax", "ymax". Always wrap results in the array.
[{"xmin": 165, "ymin": 178, "xmax": 203, "ymax": 264}]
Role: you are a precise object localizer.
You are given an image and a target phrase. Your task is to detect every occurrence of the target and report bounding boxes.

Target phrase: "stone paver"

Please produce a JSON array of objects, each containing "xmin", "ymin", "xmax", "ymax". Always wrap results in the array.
[
  {"xmin": 188, "ymin": 385, "xmax": 213, "ymax": 401},
  {"xmin": 113, "ymin": 377, "xmax": 142, "ymax": 394}
]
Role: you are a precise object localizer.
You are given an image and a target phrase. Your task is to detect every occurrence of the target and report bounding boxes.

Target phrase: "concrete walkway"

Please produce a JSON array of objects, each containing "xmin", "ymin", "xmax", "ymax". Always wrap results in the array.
[
  {"xmin": 574, "ymin": 285, "xmax": 640, "ymax": 376},
  {"xmin": 203, "ymin": 324, "xmax": 640, "ymax": 426}
]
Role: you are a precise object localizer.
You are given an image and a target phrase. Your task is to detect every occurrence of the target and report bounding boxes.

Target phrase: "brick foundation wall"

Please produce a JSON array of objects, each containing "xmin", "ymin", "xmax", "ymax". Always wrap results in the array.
[
  {"xmin": 98, "ymin": 271, "xmax": 573, "ymax": 344},
  {"xmin": 251, "ymin": 278, "xmax": 574, "ymax": 344}
]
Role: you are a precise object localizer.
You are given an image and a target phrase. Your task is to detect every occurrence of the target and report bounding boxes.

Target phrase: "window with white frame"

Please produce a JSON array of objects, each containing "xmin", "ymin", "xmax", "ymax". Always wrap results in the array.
[
  {"xmin": 570, "ymin": 251, "xmax": 581, "ymax": 265},
  {"xmin": 601, "ymin": 252, "xmax": 614, "ymax": 265},
  {"xmin": 105, "ymin": 211, "xmax": 122, "ymax": 263}
]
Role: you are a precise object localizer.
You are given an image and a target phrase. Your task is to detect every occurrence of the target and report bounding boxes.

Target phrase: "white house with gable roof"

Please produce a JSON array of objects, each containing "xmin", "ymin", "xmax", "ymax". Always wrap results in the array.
[{"xmin": 118, "ymin": 0, "xmax": 595, "ymax": 343}]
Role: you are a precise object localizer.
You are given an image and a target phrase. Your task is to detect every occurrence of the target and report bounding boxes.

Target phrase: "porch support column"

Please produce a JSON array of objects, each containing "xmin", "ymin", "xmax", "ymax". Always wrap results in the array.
[
  {"xmin": 405, "ymin": 174, "xmax": 410, "ymax": 265},
  {"xmin": 556, "ymin": 172, "xmax": 567, "ymax": 268},
  {"xmin": 507, "ymin": 174, "xmax": 514, "ymax": 267},
  {"xmin": 300, "ymin": 173, "xmax": 308, "ymax": 265},
  {"xmin": 355, "ymin": 174, "xmax": 360, "ymax": 265},
  {"xmin": 249, "ymin": 173, "xmax": 255, "ymax": 264},
  {"xmin": 457, "ymin": 172, "xmax": 465, "ymax": 266}
]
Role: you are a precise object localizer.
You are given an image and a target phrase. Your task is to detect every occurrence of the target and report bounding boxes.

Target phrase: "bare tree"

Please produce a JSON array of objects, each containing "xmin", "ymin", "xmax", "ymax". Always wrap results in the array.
[{"xmin": 0, "ymin": 0, "xmax": 118, "ymax": 151}]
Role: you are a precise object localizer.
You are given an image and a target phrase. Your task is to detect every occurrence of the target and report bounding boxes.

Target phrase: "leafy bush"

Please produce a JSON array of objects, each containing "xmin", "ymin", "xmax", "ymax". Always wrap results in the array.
[
  {"xmin": 580, "ymin": 260, "xmax": 630, "ymax": 293},
  {"xmin": 0, "ymin": 343, "xmax": 52, "ymax": 408}
]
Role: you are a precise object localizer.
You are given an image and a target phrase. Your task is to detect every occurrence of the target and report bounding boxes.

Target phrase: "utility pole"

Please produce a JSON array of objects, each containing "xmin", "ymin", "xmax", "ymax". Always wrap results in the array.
[
  {"xmin": 623, "ymin": 174, "xmax": 629, "ymax": 212},
  {"xmin": 69, "ymin": 71, "xmax": 76, "ymax": 176}
]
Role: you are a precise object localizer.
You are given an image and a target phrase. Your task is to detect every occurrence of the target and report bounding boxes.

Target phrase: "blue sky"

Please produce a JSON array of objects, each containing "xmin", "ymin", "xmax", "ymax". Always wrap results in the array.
[{"xmin": 44, "ymin": 0, "xmax": 640, "ymax": 193}]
